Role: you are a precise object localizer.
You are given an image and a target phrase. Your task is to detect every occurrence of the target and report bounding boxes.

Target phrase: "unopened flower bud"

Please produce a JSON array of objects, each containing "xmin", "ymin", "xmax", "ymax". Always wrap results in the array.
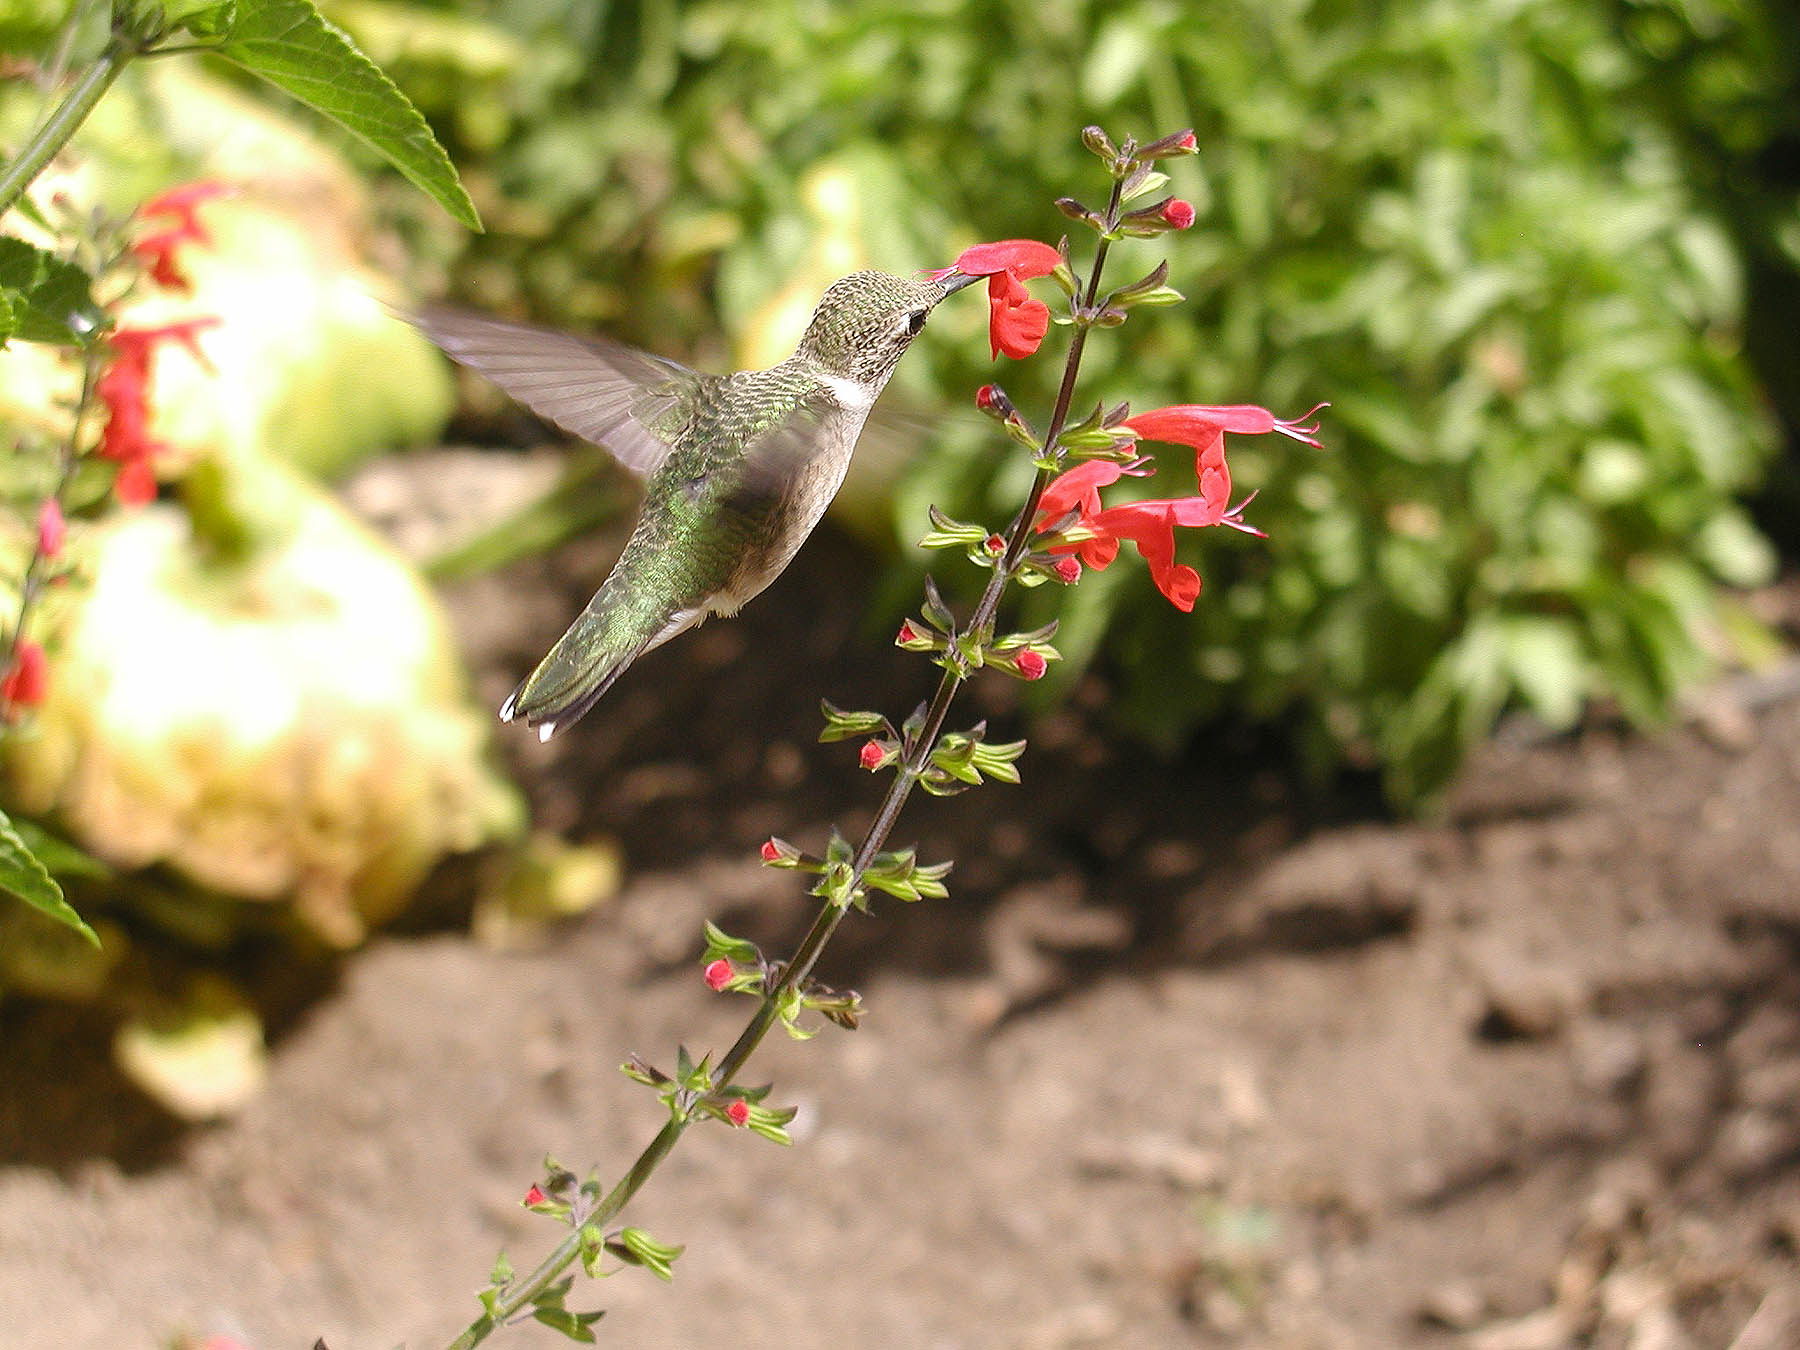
[
  {"xmin": 704, "ymin": 958, "xmax": 734, "ymax": 991},
  {"xmin": 859, "ymin": 740, "xmax": 887, "ymax": 772},
  {"xmin": 36, "ymin": 499, "xmax": 65, "ymax": 559},
  {"xmin": 726, "ymin": 1099, "xmax": 750, "ymax": 1127},
  {"xmin": 1140, "ymin": 128, "xmax": 1200, "ymax": 159},
  {"xmin": 984, "ymin": 534, "xmax": 1006, "ymax": 556},
  {"xmin": 1081, "ymin": 125, "xmax": 1118, "ymax": 160},
  {"xmin": 1015, "ymin": 650, "xmax": 1048, "ymax": 680},
  {"xmin": 523, "ymin": 1184, "xmax": 548, "ymax": 1208},
  {"xmin": 897, "ymin": 619, "xmax": 921, "ymax": 645},
  {"xmin": 760, "ymin": 838, "xmax": 783, "ymax": 863},
  {"xmin": 1053, "ymin": 556, "xmax": 1081, "ymax": 584},
  {"xmin": 1161, "ymin": 198, "xmax": 1196, "ymax": 229},
  {"xmin": 975, "ymin": 384, "xmax": 1017, "ymax": 423}
]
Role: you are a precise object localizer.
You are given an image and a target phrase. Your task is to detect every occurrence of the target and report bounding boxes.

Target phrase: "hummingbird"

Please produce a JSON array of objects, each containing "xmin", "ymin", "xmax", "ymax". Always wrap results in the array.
[{"xmin": 418, "ymin": 268, "xmax": 979, "ymax": 741}]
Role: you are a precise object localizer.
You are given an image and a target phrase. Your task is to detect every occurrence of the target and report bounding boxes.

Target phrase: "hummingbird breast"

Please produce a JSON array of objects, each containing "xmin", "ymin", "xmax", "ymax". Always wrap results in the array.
[{"xmin": 631, "ymin": 363, "xmax": 870, "ymax": 619}]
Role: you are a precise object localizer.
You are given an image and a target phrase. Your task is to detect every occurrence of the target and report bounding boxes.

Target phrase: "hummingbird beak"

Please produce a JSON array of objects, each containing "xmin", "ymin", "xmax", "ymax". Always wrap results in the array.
[{"xmin": 936, "ymin": 271, "xmax": 984, "ymax": 298}]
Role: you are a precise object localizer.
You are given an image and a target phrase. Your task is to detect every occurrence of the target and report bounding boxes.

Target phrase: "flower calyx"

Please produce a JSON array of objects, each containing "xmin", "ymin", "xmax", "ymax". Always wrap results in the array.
[
  {"xmin": 921, "ymin": 721, "xmax": 1027, "ymax": 797},
  {"xmin": 863, "ymin": 844, "xmax": 953, "ymax": 903}
]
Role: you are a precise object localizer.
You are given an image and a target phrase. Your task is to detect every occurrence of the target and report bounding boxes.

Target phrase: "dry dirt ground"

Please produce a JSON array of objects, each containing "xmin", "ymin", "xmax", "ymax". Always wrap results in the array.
[{"xmin": 3, "ymin": 452, "xmax": 1799, "ymax": 1350}]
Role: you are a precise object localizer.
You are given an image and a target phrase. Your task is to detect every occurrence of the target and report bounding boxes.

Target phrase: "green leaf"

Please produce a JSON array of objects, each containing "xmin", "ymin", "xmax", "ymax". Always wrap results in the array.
[
  {"xmin": 216, "ymin": 0, "xmax": 481, "ymax": 231},
  {"xmin": 0, "ymin": 237, "xmax": 108, "ymax": 346},
  {"xmin": 7, "ymin": 818, "xmax": 111, "ymax": 880},
  {"xmin": 1, "ymin": 808, "xmax": 99, "ymax": 946}
]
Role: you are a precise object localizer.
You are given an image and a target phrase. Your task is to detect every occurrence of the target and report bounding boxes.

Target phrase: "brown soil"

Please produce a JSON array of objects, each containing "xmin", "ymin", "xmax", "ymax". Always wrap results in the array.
[{"xmin": 2, "ymin": 450, "xmax": 1798, "ymax": 1350}]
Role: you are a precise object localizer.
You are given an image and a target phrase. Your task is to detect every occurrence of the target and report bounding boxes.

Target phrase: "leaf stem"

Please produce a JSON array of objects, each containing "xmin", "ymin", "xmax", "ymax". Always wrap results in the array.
[
  {"xmin": 442, "ymin": 170, "xmax": 1134, "ymax": 1350},
  {"xmin": 0, "ymin": 36, "xmax": 134, "ymax": 222}
]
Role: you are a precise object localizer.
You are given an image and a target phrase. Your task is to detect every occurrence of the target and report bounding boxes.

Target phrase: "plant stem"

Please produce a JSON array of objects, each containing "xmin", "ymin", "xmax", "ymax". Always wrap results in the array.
[
  {"xmin": 2, "ymin": 348, "xmax": 99, "ymax": 716},
  {"xmin": 444, "ymin": 171, "xmax": 1133, "ymax": 1350},
  {"xmin": 0, "ymin": 36, "xmax": 134, "ymax": 221}
]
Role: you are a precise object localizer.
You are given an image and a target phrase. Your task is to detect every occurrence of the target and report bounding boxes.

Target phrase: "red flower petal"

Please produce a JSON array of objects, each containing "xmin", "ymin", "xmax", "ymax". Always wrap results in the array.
[
  {"xmin": 1127, "ymin": 403, "xmax": 1325, "ymax": 449},
  {"xmin": 952, "ymin": 239, "xmax": 1062, "ymax": 279},
  {"xmin": 1015, "ymin": 650, "xmax": 1047, "ymax": 680},
  {"xmin": 989, "ymin": 294, "xmax": 1049, "ymax": 360},
  {"xmin": 1, "ymin": 639, "xmax": 49, "ymax": 708},
  {"xmin": 726, "ymin": 1099, "xmax": 750, "ymax": 1127},
  {"xmin": 114, "ymin": 458, "xmax": 159, "ymax": 506}
]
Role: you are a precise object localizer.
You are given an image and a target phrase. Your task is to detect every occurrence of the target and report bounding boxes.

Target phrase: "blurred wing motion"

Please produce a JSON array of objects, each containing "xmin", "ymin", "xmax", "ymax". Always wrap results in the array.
[{"xmin": 413, "ymin": 305, "xmax": 695, "ymax": 477}]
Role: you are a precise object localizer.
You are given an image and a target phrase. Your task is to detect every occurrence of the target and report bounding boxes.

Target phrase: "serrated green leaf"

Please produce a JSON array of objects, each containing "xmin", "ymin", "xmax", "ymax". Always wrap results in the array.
[
  {"xmin": 7, "ymin": 818, "xmax": 111, "ymax": 880},
  {"xmin": 217, "ymin": 0, "xmax": 480, "ymax": 230},
  {"xmin": 0, "ymin": 238, "xmax": 108, "ymax": 346},
  {"xmin": 1, "ymin": 808, "xmax": 99, "ymax": 945}
]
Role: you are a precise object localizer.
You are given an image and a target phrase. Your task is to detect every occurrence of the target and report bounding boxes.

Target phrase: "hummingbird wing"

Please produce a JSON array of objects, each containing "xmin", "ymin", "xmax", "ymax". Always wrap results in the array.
[{"xmin": 413, "ymin": 306, "xmax": 698, "ymax": 477}]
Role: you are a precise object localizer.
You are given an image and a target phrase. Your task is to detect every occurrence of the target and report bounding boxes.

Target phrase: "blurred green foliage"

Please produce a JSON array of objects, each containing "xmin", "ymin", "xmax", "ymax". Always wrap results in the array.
[{"xmin": 324, "ymin": 0, "xmax": 1798, "ymax": 801}]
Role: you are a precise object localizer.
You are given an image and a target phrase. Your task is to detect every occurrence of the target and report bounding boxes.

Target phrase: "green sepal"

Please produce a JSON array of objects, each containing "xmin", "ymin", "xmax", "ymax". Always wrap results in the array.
[
  {"xmin": 919, "ymin": 504, "xmax": 991, "ymax": 550},
  {"xmin": 1119, "ymin": 167, "xmax": 1171, "ymax": 204},
  {"xmin": 921, "ymin": 575, "xmax": 956, "ymax": 632},
  {"xmin": 819, "ymin": 698, "xmax": 891, "ymax": 743},
  {"xmin": 608, "ymin": 1227, "xmax": 685, "ymax": 1283},
  {"xmin": 701, "ymin": 919, "xmax": 762, "ymax": 965}
]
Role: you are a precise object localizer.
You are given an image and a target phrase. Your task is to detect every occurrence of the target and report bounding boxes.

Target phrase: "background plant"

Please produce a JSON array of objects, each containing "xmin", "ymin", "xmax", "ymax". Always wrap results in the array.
[
  {"xmin": 0, "ymin": 0, "xmax": 487, "ymax": 1060},
  {"xmin": 335, "ymin": 0, "xmax": 1798, "ymax": 802}
]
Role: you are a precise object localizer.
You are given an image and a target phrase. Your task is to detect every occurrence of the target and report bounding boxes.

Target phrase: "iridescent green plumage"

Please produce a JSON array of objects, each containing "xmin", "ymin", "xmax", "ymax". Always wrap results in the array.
[{"xmin": 419, "ymin": 269, "xmax": 974, "ymax": 739}]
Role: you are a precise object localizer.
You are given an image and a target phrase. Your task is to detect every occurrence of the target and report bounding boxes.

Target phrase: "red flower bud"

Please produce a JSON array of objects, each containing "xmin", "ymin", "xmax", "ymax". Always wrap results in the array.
[
  {"xmin": 1053, "ymin": 556, "xmax": 1081, "ymax": 583},
  {"xmin": 1015, "ymin": 649, "xmax": 1048, "ymax": 680},
  {"xmin": 523, "ymin": 1184, "xmax": 547, "ymax": 1208},
  {"xmin": 1161, "ymin": 198, "xmax": 1196, "ymax": 230},
  {"xmin": 1176, "ymin": 131, "xmax": 1198, "ymax": 152},
  {"xmin": 896, "ymin": 619, "xmax": 920, "ymax": 645},
  {"xmin": 726, "ymin": 1099, "xmax": 750, "ymax": 1127},
  {"xmin": 36, "ymin": 499, "xmax": 65, "ymax": 559},
  {"xmin": 704, "ymin": 958, "xmax": 734, "ymax": 992},
  {"xmin": 759, "ymin": 838, "xmax": 782, "ymax": 863},
  {"xmin": 1, "ymin": 639, "xmax": 48, "ymax": 709},
  {"xmin": 985, "ymin": 534, "xmax": 1006, "ymax": 555},
  {"xmin": 858, "ymin": 740, "xmax": 886, "ymax": 772}
]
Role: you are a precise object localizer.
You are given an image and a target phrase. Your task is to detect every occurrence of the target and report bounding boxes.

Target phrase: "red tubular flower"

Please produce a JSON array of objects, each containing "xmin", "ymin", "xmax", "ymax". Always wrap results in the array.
[
  {"xmin": 131, "ymin": 182, "xmax": 229, "ymax": 293},
  {"xmin": 931, "ymin": 239, "xmax": 1062, "ymax": 360},
  {"xmin": 1032, "ymin": 402, "xmax": 1325, "ymax": 610},
  {"xmin": 94, "ymin": 318, "xmax": 221, "ymax": 504},
  {"xmin": 36, "ymin": 499, "xmax": 65, "ymax": 559},
  {"xmin": 2, "ymin": 639, "xmax": 49, "ymax": 709},
  {"xmin": 726, "ymin": 1099, "xmax": 750, "ymax": 1127}
]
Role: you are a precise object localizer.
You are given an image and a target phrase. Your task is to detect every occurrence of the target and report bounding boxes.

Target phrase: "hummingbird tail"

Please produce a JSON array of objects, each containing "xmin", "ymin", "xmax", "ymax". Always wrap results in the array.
[{"xmin": 501, "ymin": 600, "xmax": 701, "ymax": 741}]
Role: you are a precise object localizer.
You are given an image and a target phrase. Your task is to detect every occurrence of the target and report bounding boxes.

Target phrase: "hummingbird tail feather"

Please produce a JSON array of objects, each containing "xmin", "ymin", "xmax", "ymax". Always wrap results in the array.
[{"xmin": 501, "ymin": 601, "xmax": 704, "ymax": 741}]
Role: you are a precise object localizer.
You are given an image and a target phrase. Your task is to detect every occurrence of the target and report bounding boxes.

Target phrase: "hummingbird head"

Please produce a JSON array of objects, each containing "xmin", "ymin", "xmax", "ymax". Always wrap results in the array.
[{"xmin": 794, "ymin": 269, "xmax": 978, "ymax": 386}]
